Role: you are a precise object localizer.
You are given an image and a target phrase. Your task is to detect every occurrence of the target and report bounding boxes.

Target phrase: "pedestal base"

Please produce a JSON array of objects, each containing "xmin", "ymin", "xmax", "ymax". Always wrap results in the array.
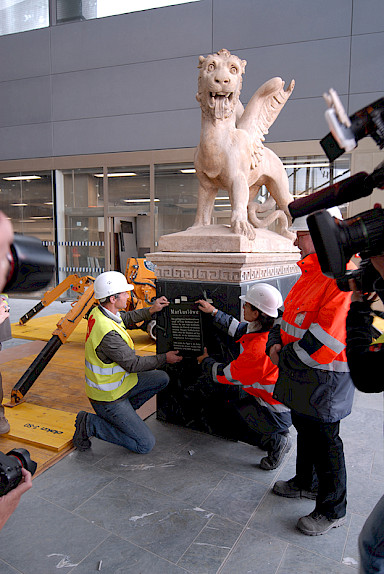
[{"xmin": 148, "ymin": 250, "xmax": 299, "ymax": 440}]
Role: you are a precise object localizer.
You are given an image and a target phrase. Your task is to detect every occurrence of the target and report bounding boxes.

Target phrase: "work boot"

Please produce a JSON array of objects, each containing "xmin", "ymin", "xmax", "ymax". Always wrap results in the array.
[
  {"xmin": 297, "ymin": 510, "xmax": 346, "ymax": 536},
  {"xmin": 260, "ymin": 434, "xmax": 292, "ymax": 470},
  {"xmin": 0, "ymin": 415, "xmax": 10, "ymax": 434},
  {"xmin": 273, "ymin": 477, "xmax": 317, "ymax": 499},
  {"xmin": 73, "ymin": 411, "xmax": 91, "ymax": 451}
]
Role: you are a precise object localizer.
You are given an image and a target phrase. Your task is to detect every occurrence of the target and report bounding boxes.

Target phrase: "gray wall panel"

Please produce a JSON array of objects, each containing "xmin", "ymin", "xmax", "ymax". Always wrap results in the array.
[
  {"xmin": 236, "ymin": 38, "xmax": 350, "ymax": 103},
  {"xmin": 51, "ymin": 1, "xmax": 213, "ymax": 74},
  {"xmin": 264, "ymin": 98, "xmax": 332, "ymax": 143},
  {"xmin": 0, "ymin": 124, "xmax": 52, "ymax": 160},
  {"xmin": 52, "ymin": 109, "xmax": 201, "ymax": 156},
  {"xmin": 0, "ymin": 1, "xmax": 382, "ymax": 162},
  {"xmin": 352, "ymin": 0, "xmax": 384, "ymax": 34},
  {"xmin": 0, "ymin": 76, "xmax": 52, "ymax": 128},
  {"xmin": 213, "ymin": 0, "xmax": 352, "ymax": 51},
  {"xmin": 52, "ymin": 56, "xmax": 198, "ymax": 121},
  {"xmin": 0, "ymin": 28, "xmax": 51, "ymax": 82},
  {"xmin": 350, "ymin": 32, "xmax": 384, "ymax": 94}
]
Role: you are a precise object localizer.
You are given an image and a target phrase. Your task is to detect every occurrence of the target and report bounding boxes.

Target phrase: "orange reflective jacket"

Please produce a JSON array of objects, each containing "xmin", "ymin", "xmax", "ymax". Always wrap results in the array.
[{"xmin": 280, "ymin": 253, "xmax": 352, "ymax": 372}]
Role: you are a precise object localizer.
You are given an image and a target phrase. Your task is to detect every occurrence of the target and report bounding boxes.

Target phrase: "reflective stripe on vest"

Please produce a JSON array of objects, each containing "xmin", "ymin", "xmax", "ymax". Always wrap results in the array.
[
  {"xmin": 85, "ymin": 307, "xmax": 138, "ymax": 401},
  {"xmin": 218, "ymin": 362, "xmax": 289, "ymax": 412},
  {"xmin": 292, "ymin": 341, "xmax": 350, "ymax": 372}
]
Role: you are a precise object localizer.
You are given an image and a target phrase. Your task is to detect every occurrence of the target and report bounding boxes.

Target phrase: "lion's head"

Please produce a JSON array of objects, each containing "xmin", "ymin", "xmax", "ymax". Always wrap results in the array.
[{"xmin": 196, "ymin": 49, "xmax": 246, "ymax": 120}]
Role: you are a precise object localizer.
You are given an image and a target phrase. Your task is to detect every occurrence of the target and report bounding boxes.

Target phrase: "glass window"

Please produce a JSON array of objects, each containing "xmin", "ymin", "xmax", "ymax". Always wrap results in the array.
[
  {"xmin": 106, "ymin": 166, "xmax": 150, "ymax": 214},
  {"xmin": 0, "ymin": 170, "xmax": 54, "ymax": 240},
  {"xmin": 281, "ymin": 155, "xmax": 350, "ymax": 217},
  {"xmin": 0, "ymin": 0, "xmax": 49, "ymax": 36},
  {"xmin": 154, "ymin": 163, "xmax": 200, "ymax": 246},
  {"xmin": 56, "ymin": 168, "xmax": 105, "ymax": 284},
  {"xmin": 56, "ymin": 0, "xmax": 200, "ymax": 23}
]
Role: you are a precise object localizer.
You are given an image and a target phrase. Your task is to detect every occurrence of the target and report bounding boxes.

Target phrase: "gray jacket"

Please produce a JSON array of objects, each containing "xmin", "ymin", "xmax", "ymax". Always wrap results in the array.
[{"xmin": 95, "ymin": 305, "xmax": 167, "ymax": 373}]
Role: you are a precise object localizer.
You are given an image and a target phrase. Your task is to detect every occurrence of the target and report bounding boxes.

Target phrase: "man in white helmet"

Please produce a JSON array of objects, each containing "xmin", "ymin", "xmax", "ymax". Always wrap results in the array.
[
  {"xmin": 196, "ymin": 283, "xmax": 292, "ymax": 471},
  {"xmin": 73, "ymin": 271, "xmax": 182, "ymax": 453},
  {"xmin": 266, "ymin": 207, "xmax": 355, "ymax": 536}
]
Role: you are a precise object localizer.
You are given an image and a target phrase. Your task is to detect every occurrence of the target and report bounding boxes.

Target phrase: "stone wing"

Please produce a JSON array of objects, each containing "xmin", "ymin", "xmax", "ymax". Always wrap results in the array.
[{"xmin": 237, "ymin": 77, "xmax": 295, "ymax": 169}]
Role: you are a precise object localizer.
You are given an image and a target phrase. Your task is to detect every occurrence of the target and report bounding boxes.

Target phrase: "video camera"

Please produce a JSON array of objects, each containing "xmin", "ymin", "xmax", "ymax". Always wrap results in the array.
[
  {"xmin": 0, "ymin": 448, "xmax": 37, "ymax": 496},
  {"xmin": 3, "ymin": 234, "xmax": 55, "ymax": 293},
  {"xmin": 288, "ymin": 90, "xmax": 384, "ymax": 289}
]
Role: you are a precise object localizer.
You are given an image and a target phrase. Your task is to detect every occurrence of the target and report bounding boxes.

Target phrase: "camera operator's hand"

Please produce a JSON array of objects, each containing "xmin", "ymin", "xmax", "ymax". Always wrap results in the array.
[
  {"xmin": 269, "ymin": 344, "xmax": 282, "ymax": 366},
  {"xmin": 348, "ymin": 278, "xmax": 377, "ymax": 304},
  {"xmin": 0, "ymin": 468, "xmax": 32, "ymax": 530},
  {"xmin": 370, "ymin": 255, "xmax": 384, "ymax": 281},
  {"xmin": 0, "ymin": 211, "xmax": 13, "ymax": 292}
]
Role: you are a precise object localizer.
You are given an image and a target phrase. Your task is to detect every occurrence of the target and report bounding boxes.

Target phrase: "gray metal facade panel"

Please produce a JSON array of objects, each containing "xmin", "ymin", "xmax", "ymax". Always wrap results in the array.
[
  {"xmin": 264, "ymin": 97, "xmax": 333, "ymax": 143},
  {"xmin": 236, "ymin": 37, "xmax": 351, "ymax": 103},
  {"xmin": 349, "ymin": 92, "xmax": 384, "ymax": 116},
  {"xmin": 349, "ymin": 32, "xmax": 384, "ymax": 94},
  {"xmin": 52, "ymin": 108, "xmax": 201, "ymax": 157},
  {"xmin": 0, "ymin": 28, "xmax": 51, "ymax": 82},
  {"xmin": 50, "ymin": 1, "xmax": 213, "ymax": 74},
  {"xmin": 51, "ymin": 56, "xmax": 198, "ymax": 121},
  {"xmin": 0, "ymin": 123, "xmax": 52, "ymax": 160},
  {"xmin": 0, "ymin": 76, "xmax": 52, "ymax": 128},
  {"xmin": 213, "ymin": 0, "xmax": 352, "ymax": 50},
  {"xmin": 352, "ymin": 0, "xmax": 384, "ymax": 34}
]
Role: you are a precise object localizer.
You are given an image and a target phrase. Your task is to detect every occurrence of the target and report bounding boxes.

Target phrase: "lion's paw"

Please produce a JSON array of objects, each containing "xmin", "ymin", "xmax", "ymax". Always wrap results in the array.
[{"xmin": 232, "ymin": 220, "xmax": 257, "ymax": 241}]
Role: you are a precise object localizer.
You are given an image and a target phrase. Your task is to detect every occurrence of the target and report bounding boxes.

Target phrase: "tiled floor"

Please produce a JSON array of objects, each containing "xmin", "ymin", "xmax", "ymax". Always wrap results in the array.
[{"xmin": 0, "ymin": 298, "xmax": 383, "ymax": 574}]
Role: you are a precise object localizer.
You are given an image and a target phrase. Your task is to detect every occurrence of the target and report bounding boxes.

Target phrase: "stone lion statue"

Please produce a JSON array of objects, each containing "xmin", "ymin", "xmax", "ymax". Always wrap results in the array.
[{"xmin": 192, "ymin": 48, "xmax": 295, "ymax": 241}]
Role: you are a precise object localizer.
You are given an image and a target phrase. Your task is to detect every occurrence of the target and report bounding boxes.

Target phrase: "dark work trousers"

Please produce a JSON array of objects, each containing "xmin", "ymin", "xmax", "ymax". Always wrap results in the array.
[
  {"xmin": 234, "ymin": 395, "xmax": 292, "ymax": 453},
  {"xmin": 292, "ymin": 411, "xmax": 347, "ymax": 519}
]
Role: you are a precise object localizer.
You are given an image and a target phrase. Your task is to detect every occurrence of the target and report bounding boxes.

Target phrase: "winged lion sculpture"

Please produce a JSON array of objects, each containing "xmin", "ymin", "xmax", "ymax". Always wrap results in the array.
[{"xmin": 192, "ymin": 49, "xmax": 295, "ymax": 241}]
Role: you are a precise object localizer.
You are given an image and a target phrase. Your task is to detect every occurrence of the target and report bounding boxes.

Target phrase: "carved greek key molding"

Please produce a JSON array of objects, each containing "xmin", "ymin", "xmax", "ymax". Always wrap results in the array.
[{"xmin": 154, "ymin": 261, "xmax": 299, "ymax": 283}]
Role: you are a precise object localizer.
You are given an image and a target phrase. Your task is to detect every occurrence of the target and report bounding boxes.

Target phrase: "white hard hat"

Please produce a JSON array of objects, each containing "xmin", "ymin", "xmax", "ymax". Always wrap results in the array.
[
  {"xmin": 239, "ymin": 283, "xmax": 283, "ymax": 318},
  {"xmin": 290, "ymin": 206, "xmax": 343, "ymax": 232},
  {"xmin": 94, "ymin": 271, "xmax": 133, "ymax": 300}
]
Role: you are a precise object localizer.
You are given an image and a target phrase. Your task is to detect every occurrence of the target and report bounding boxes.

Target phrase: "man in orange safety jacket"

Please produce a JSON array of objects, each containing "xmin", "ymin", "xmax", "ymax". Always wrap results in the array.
[
  {"xmin": 266, "ymin": 207, "xmax": 355, "ymax": 537},
  {"xmin": 197, "ymin": 283, "xmax": 292, "ymax": 471}
]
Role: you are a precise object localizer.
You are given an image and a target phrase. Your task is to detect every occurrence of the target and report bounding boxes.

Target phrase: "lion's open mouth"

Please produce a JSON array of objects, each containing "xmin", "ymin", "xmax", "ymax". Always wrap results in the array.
[{"xmin": 209, "ymin": 92, "xmax": 233, "ymax": 119}]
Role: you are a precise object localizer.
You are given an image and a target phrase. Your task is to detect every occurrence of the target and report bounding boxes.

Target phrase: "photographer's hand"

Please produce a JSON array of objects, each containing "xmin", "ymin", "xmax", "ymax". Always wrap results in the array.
[
  {"xmin": 0, "ymin": 301, "xmax": 10, "ymax": 325},
  {"xmin": 0, "ymin": 468, "xmax": 32, "ymax": 530},
  {"xmin": 0, "ymin": 211, "xmax": 13, "ymax": 292}
]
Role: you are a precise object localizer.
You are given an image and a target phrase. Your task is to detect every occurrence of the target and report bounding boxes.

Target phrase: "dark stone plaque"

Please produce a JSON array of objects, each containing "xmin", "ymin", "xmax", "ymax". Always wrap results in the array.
[{"xmin": 168, "ymin": 302, "xmax": 204, "ymax": 355}]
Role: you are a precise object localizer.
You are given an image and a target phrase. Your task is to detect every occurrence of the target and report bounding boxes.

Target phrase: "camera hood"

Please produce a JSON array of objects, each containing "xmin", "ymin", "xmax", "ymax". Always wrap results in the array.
[
  {"xmin": 307, "ymin": 210, "xmax": 348, "ymax": 279},
  {"xmin": 4, "ymin": 234, "xmax": 55, "ymax": 293}
]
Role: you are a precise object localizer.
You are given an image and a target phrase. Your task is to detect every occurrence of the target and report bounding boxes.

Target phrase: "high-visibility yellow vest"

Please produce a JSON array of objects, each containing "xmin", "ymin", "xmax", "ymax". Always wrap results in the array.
[{"xmin": 84, "ymin": 307, "xmax": 138, "ymax": 401}]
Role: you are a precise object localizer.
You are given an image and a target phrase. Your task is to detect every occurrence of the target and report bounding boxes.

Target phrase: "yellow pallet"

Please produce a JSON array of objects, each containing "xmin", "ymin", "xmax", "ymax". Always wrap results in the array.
[{"xmin": 3, "ymin": 403, "xmax": 76, "ymax": 452}]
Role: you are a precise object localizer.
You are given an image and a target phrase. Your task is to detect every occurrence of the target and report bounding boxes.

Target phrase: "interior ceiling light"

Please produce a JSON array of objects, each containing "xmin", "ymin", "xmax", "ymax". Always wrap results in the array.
[
  {"xmin": 30, "ymin": 216, "xmax": 52, "ymax": 219},
  {"xmin": 3, "ymin": 175, "xmax": 41, "ymax": 181},
  {"xmin": 180, "ymin": 169, "xmax": 196, "ymax": 174},
  {"xmin": 11, "ymin": 203, "xmax": 28, "ymax": 206},
  {"xmin": 44, "ymin": 202, "xmax": 53, "ymax": 205},
  {"xmin": 123, "ymin": 198, "xmax": 159, "ymax": 203},
  {"xmin": 94, "ymin": 172, "xmax": 137, "ymax": 178}
]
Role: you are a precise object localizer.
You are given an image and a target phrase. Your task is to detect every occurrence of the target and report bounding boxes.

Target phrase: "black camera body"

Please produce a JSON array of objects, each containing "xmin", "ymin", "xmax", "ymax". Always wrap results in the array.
[
  {"xmin": 336, "ymin": 259, "xmax": 381, "ymax": 292},
  {"xmin": 288, "ymin": 93, "xmax": 384, "ymax": 282},
  {"xmin": 0, "ymin": 448, "xmax": 37, "ymax": 496}
]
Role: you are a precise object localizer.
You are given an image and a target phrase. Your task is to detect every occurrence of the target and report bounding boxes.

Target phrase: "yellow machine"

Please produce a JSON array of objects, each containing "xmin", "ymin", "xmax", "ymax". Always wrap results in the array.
[
  {"xmin": 9, "ymin": 261, "xmax": 157, "ymax": 405},
  {"xmin": 125, "ymin": 257, "xmax": 157, "ymax": 311}
]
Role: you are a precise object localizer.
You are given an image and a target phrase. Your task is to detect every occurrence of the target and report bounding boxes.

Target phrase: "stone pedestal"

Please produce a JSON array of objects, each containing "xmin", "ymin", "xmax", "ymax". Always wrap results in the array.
[{"xmin": 146, "ymin": 247, "xmax": 300, "ymax": 440}]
